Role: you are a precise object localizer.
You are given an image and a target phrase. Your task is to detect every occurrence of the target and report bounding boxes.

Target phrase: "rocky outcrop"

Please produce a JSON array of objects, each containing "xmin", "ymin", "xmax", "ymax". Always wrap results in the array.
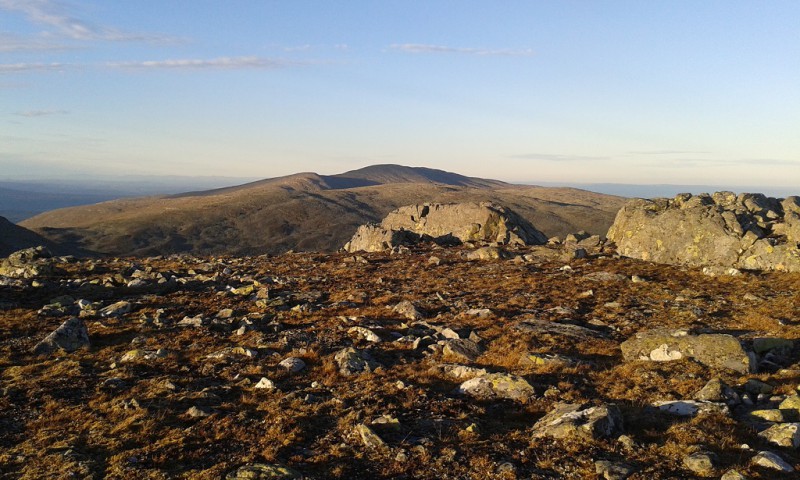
[
  {"xmin": 344, "ymin": 202, "xmax": 547, "ymax": 253},
  {"xmin": 607, "ymin": 192, "xmax": 800, "ymax": 272},
  {"xmin": 0, "ymin": 246, "xmax": 55, "ymax": 278},
  {"xmin": 620, "ymin": 329, "xmax": 752, "ymax": 373}
]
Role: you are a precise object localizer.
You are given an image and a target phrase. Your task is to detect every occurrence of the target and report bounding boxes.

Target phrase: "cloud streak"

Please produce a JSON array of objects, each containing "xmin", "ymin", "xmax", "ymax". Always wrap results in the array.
[
  {"xmin": 0, "ymin": 0, "xmax": 176, "ymax": 43},
  {"xmin": 106, "ymin": 56, "xmax": 297, "ymax": 70},
  {"xmin": 0, "ymin": 33, "xmax": 75, "ymax": 52},
  {"xmin": 0, "ymin": 62, "xmax": 69, "ymax": 73},
  {"xmin": 390, "ymin": 43, "xmax": 534, "ymax": 57},
  {"xmin": 0, "ymin": 57, "xmax": 298, "ymax": 74},
  {"xmin": 650, "ymin": 158, "xmax": 800, "ymax": 168},
  {"xmin": 510, "ymin": 153, "xmax": 608, "ymax": 162},
  {"xmin": 13, "ymin": 109, "xmax": 69, "ymax": 117}
]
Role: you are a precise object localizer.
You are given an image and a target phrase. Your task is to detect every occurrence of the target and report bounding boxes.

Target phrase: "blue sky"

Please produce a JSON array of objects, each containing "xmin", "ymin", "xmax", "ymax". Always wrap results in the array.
[{"xmin": 1, "ymin": 1, "xmax": 798, "ymax": 186}]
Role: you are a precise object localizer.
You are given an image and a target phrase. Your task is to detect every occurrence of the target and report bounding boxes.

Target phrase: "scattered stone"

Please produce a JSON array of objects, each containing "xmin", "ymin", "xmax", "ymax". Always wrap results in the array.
[
  {"xmin": 532, "ymin": 403, "xmax": 623, "ymax": 440},
  {"xmin": 99, "ymin": 301, "xmax": 132, "ymax": 318},
  {"xmin": 371, "ymin": 414, "xmax": 401, "ymax": 431},
  {"xmin": 519, "ymin": 353, "xmax": 577, "ymax": 368},
  {"xmin": 720, "ymin": 470, "xmax": 747, "ymax": 480},
  {"xmin": 748, "ymin": 409, "xmax": 788, "ymax": 423},
  {"xmin": 465, "ymin": 246, "xmax": 506, "ymax": 261},
  {"xmin": 750, "ymin": 450, "xmax": 794, "ymax": 472},
  {"xmin": 393, "ymin": 300, "xmax": 423, "ymax": 320},
  {"xmin": 758, "ymin": 423, "xmax": 800, "ymax": 448},
  {"xmin": 278, "ymin": 357, "xmax": 306, "ymax": 373},
  {"xmin": 439, "ymin": 327, "xmax": 460, "ymax": 339},
  {"xmin": 694, "ymin": 378, "xmax": 738, "ymax": 404},
  {"xmin": 653, "ymin": 400, "xmax": 728, "ymax": 417},
  {"xmin": 744, "ymin": 379, "xmax": 773, "ymax": 394},
  {"xmin": 207, "ymin": 347, "xmax": 258, "ymax": 359},
  {"xmin": 186, "ymin": 406, "xmax": 212, "ymax": 418},
  {"xmin": 620, "ymin": 329, "xmax": 752, "ymax": 373},
  {"xmin": 779, "ymin": 395, "xmax": 800, "ymax": 411},
  {"xmin": 355, "ymin": 424, "xmax": 386, "ymax": 449},
  {"xmin": 32, "ymin": 317, "xmax": 90, "ymax": 355},
  {"xmin": 334, "ymin": 347, "xmax": 380, "ymax": 376},
  {"xmin": 464, "ymin": 308, "xmax": 492, "ymax": 318},
  {"xmin": 431, "ymin": 364, "xmax": 488, "ymax": 380},
  {"xmin": 178, "ymin": 315, "xmax": 206, "ymax": 327},
  {"xmin": 254, "ymin": 378, "xmax": 276, "ymax": 390},
  {"xmin": 683, "ymin": 451, "xmax": 716, "ymax": 476},
  {"xmin": 225, "ymin": 463, "xmax": 302, "ymax": 479},
  {"xmin": 348, "ymin": 326, "xmax": 382, "ymax": 343},
  {"xmin": 442, "ymin": 339, "xmax": 482, "ymax": 362},
  {"xmin": 457, "ymin": 373, "xmax": 535, "ymax": 402},
  {"xmin": 594, "ymin": 460, "xmax": 634, "ymax": 480}
]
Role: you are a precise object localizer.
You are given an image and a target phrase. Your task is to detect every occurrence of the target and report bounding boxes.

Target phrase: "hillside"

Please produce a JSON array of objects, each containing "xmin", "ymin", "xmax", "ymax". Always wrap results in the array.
[
  {"xmin": 1, "ymin": 244, "xmax": 799, "ymax": 478},
  {"xmin": 20, "ymin": 165, "xmax": 625, "ymax": 257},
  {"xmin": 0, "ymin": 216, "xmax": 84, "ymax": 257}
]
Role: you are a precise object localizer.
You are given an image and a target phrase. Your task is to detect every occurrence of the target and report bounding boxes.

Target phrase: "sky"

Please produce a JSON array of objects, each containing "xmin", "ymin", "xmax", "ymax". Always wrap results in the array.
[{"xmin": 1, "ymin": 1, "xmax": 799, "ymax": 188}]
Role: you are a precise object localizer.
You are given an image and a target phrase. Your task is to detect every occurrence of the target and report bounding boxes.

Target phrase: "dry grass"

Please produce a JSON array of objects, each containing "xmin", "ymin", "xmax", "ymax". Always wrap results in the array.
[{"xmin": 1, "ymin": 247, "xmax": 800, "ymax": 478}]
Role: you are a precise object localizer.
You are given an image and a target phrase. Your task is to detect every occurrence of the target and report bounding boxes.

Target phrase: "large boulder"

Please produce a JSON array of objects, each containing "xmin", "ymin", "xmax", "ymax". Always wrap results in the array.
[
  {"xmin": 606, "ymin": 192, "xmax": 800, "ymax": 272},
  {"xmin": 620, "ymin": 329, "xmax": 752, "ymax": 374},
  {"xmin": 344, "ymin": 202, "xmax": 546, "ymax": 252}
]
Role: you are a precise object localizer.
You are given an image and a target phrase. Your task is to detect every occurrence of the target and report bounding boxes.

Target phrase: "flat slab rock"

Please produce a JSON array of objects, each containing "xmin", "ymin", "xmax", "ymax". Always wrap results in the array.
[
  {"xmin": 515, "ymin": 318, "xmax": 606, "ymax": 341},
  {"xmin": 620, "ymin": 329, "xmax": 752, "ymax": 374},
  {"xmin": 532, "ymin": 403, "xmax": 623, "ymax": 441}
]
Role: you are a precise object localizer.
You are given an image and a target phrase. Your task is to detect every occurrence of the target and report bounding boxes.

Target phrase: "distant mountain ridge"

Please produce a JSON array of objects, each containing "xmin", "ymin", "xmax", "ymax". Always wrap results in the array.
[{"xmin": 21, "ymin": 164, "xmax": 626, "ymax": 257}]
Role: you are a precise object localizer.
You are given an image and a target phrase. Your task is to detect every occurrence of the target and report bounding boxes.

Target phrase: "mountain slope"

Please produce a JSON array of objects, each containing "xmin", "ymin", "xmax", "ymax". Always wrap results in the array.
[
  {"xmin": 21, "ymin": 165, "xmax": 626, "ymax": 256},
  {"xmin": 0, "ymin": 216, "xmax": 83, "ymax": 257}
]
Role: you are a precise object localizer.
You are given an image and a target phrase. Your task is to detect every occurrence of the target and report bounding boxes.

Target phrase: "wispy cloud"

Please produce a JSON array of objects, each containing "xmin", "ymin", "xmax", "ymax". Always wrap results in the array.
[
  {"xmin": 0, "ymin": 0, "xmax": 176, "ymax": 43},
  {"xmin": 390, "ymin": 43, "xmax": 534, "ymax": 57},
  {"xmin": 510, "ymin": 153, "xmax": 608, "ymax": 162},
  {"xmin": 106, "ymin": 56, "xmax": 296, "ymax": 70},
  {"xmin": 651, "ymin": 158, "xmax": 800, "ymax": 168},
  {"xmin": 628, "ymin": 150, "xmax": 711, "ymax": 155},
  {"xmin": 0, "ymin": 56, "xmax": 298, "ymax": 74},
  {"xmin": 0, "ymin": 62, "xmax": 70, "ymax": 73},
  {"xmin": 0, "ymin": 33, "xmax": 75, "ymax": 52},
  {"xmin": 13, "ymin": 109, "xmax": 69, "ymax": 117}
]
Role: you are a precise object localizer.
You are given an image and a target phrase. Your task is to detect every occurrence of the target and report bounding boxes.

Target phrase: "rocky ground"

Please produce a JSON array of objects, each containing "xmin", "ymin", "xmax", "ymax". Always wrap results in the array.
[{"xmin": 1, "ymin": 244, "xmax": 800, "ymax": 479}]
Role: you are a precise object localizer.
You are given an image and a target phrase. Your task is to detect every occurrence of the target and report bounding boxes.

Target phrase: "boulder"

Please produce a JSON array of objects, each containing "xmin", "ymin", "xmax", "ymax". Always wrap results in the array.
[
  {"xmin": 620, "ymin": 329, "xmax": 752, "ymax": 373},
  {"xmin": 344, "ymin": 202, "xmax": 546, "ymax": 252},
  {"xmin": 532, "ymin": 403, "xmax": 623, "ymax": 440},
  {"xmin": 32, "ymin": 317, "xmax": 90, "ymax": 355},
  {"xmin": 606, "ymin": 192, "xmax": 800, "ymax": 272}
]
